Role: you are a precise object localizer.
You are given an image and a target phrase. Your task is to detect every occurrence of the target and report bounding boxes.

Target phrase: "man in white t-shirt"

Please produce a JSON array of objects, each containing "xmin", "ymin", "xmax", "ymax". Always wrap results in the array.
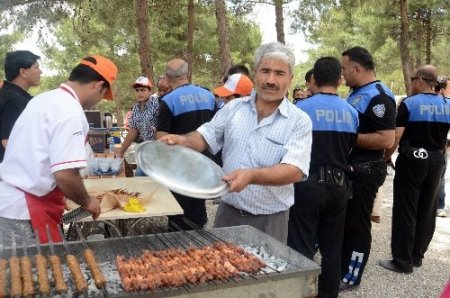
[{"xmin": 0, "ymin": 55, "xmax": 118, "ymax": 245}]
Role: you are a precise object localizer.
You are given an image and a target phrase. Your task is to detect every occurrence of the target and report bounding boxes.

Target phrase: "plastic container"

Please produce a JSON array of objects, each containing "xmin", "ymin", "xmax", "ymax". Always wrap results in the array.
[
  {"xmin": 110, "ymin": 127, "xmax": 122, "ymax": 144},
  {"xmin": 109, "ymin": 137, "xmax": 115, "ymax": 154}
]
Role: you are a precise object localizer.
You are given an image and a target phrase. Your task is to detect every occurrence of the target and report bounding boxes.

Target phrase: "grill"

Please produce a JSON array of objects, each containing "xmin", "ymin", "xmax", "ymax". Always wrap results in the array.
[{"xmin": 1, "ymin": 223, "xmax": 320, "ymax": 297}]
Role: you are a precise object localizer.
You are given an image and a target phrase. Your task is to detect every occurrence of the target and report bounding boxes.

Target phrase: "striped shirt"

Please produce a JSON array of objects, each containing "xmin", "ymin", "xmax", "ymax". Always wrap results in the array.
[
  {"xmin": 197, "ymin": 93, "xmax": 312, "ymax": 214},
  {"xmin": 129, "ymin": 95, "xmax": 159, "ymax": 141}
]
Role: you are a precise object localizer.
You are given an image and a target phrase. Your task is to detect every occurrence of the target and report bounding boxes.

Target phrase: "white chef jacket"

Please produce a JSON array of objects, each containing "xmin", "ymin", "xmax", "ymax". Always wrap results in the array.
[{"xmin": 0, "ymin": 84, "xmax": 89, "ymax": 219}]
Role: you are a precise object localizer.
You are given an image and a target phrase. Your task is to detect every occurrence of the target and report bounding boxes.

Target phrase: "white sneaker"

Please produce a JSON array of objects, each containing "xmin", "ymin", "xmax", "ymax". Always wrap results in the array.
[{"xmin": 437, "ymin": 209, "xmax": 448, "ymax": 217}]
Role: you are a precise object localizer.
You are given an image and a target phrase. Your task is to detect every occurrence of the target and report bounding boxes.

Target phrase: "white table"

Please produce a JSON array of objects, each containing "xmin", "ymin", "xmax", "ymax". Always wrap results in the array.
[{"xmin": 65, "ymin": 177, "xmax": 183, "ymax": 237}]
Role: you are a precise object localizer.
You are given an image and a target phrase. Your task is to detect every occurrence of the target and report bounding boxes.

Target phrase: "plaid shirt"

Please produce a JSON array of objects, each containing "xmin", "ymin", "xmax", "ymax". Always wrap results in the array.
[
  {"xmin": 129, "ymin": 95, "xmax": 159, "ymax": 141},
  {"xmin": 198, "ymin": 93, "xmax": 312, "ymax": 214}
]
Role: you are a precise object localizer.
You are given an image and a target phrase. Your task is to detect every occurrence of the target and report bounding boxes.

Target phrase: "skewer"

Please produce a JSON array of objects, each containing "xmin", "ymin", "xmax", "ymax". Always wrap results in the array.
[
  {"xmin": 34, "ymin": 230, "xmax": 50, "ymax": 297},
  {"xmin": 74, "ymin": 225, "xmax": 108, "ymax": 296},
  {"xmin": 21, "ymin": 234, "xmax": 34, "ymax": 296},
  {"xmin": 0, "ymin": 231, "xmax": 8, "ymax": 298},
  {"xmin": 46, "ymin": 225, "xmax": 68, "ymax": 294},
  {"xmin": 57, "ymin": 225, "xmax": 88, "ymax": 295},
  {"xmin": 9, "ymin": 232, "xmax": 22, "ymax": 297}
]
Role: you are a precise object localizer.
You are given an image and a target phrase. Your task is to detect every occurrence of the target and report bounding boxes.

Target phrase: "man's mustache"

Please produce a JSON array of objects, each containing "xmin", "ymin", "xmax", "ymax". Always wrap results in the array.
[{"xmin": 262, "ymin": 84, "xmax": 279, "ymax": 91}]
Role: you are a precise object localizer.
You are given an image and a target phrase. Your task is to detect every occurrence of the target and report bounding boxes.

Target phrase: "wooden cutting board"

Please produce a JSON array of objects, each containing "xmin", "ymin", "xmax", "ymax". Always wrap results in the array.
[{"xmin": 64, "ymin": 177, "xmax": 183, "ymax": 221}]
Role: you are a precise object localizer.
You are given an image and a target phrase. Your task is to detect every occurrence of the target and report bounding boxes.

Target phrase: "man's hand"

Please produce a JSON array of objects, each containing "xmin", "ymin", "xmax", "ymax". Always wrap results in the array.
[
  {"xmin": 81, "ymin": 197, "xmax": 101, "ymax": 220},
  {"xmin": 159, "ymin": 134, "xmax": 187, "ymax": 146},
  {"xmin": 223, "ymin": 169, "xmax": 255, "ymax": 192}
]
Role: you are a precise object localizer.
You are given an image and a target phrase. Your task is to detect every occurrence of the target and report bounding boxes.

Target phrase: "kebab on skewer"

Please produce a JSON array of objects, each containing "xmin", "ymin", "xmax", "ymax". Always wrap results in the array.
[
  {"xmin": 34, "ymin": 230, "xmax": 50, "ymax": 296},
  {"xmin": 9, "ymin": 232, "xmax": 22, "ymax": 297},
  {"xmin": 74, "ymin": 224, "xmax": 107, "ymax": 290},
  {"xmin": 116, "ymin": 242, "xmax": 266, "ymax": 292},
  {"xmin": 56, "ymin": 225, "xmax": 88, "ymax": 294},
  {"xmin": 46, "ymin": 225, "xmax": 67, "ymax": 294},
  {"xmin": 0, "ymin": 231, "xmax": 7, "ymax": 298},
  {"xmin": 20, "ymin": 235, "xmax": 34, "ymax": 297}
]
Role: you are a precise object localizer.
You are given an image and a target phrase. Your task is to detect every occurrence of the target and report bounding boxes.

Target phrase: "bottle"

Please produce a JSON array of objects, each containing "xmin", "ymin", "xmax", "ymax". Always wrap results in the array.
[{"xmin": 109, "ymin": 136, "xmax": 115, "ymax": 154}]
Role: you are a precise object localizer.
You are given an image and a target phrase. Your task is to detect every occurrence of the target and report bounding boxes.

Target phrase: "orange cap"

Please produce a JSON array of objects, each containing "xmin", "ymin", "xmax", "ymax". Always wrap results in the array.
[
  {"xmin": 214, "ymin": 74, "xmax": 253, "ymax": 97},
  {"xmin": 79, "ymin": 55, "xmax": 118, "ymax": 100}
]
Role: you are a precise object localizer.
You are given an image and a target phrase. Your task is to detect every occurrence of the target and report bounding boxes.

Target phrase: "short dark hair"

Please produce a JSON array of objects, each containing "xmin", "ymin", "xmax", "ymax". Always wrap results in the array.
[
  {"xmin": 222, "ymin": 64, "xmax": 251, "ymax": 84},
  {"xmin": 228, "ymin": 64, "xmax": 250, "ymax": 76},
  {"xmin": 305, "ymin": 69, "xmax": 314, "ymax": 83},
  {"xmin": 313, "ymin": 57, "xmax": 342, "ymax": 88},
  {"xmin": 342, "ymin": 46, "xmax": 375, "ymax": 70},
  {"xmin": 4, "ymin": 50, "xmax": 40, "ymax": 81},
  {"xmin": 293, "ymin": 86, "xmax": 303, "ymax": 93},
  {"xmin": 68, "ymin": 56, "xmax": 110, "ymax": 90}
]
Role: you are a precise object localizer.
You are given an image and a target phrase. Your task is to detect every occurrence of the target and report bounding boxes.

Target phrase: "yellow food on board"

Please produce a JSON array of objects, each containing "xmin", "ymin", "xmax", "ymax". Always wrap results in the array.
[{"xmin": 123, "ymin": 197, "xmax": 145, "ymax": 212}]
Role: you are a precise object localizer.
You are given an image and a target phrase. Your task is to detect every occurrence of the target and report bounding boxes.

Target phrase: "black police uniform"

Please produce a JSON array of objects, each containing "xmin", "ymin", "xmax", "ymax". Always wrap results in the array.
[
  {"xmin": 288, "ymin": 93, "xmax": 359, "ymax": 297},
  {"xmin": 341, "ymin": 81, "xmax": 396, "ymax": 286},
  {"xmin": 391, "ymin": 93, "xmax": 450, "ymax": 271},
  {"xmin": 157, "ymin": 84, "xmax": 216, "ymax": 230},
  {"xmin": 0, "ymin": 81, "xmax": 32, "ymax": 162}
]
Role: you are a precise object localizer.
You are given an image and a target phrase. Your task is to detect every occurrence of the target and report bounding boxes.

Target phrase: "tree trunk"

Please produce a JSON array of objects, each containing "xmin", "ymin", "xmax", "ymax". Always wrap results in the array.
[
  {"xmin": 274, "ymin": 0, "xmax": 285, "ymax": 44},
  {"xmin": 134, "ymin": 0, "xmax": 153, "ymax": 83},
  {"xmin": 415, "ymin": 16, "xmax": 422, "ymax": 68},
  {"xmin": 399, "ymin": 0, "xmax": 413, "ymax": 95},
  {"xmin": 186, "ymin": 0, "xmax": 195, "ymax": 83},
  {"xmin": 424, "ymin": 9, "xmax": 432, "ymax": 64},
  {"xmin": 214, "ymin": 0, "xmax": 232, "ymax": 77}
]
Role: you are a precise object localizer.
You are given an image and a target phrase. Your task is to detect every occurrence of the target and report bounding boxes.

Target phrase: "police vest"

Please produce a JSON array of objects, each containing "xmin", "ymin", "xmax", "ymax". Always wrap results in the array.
[{"xmin": 296, "ymin": 93, "xmax": 359, "ymax": 171}]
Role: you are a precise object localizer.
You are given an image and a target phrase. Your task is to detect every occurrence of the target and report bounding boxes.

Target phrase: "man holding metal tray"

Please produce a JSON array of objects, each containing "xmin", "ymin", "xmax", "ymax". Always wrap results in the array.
[{"xmin": 159, "ymin": 42, "xmax": 312, "ymax": 243}]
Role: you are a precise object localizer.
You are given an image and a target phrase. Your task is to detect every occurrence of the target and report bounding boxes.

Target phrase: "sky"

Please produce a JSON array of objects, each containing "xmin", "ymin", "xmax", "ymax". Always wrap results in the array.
[
  {"xmin": 14, "ymin": 2, "xmax": 311, "ymax": 71},
  {"xmin": 250, "ymin": 2, "xmax": 312, "ymax": 64}
]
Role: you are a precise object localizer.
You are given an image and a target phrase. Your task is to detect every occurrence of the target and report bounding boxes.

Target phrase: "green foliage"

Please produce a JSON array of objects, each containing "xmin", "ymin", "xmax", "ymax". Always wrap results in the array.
[
  {"xmin": 0, "ymin": 31, "xmax": 23, "ymax": 79},
  {"xmin": 2, "ymin": 0, "xmax": 261, "ymax": 115},
  {"xmin": 290, "ymin": 0, "xmax": 450, "ymax": 95}
]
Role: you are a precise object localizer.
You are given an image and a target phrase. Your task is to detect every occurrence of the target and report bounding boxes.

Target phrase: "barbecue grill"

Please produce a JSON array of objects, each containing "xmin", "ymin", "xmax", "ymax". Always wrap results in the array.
[{"xmin": 1, "ymin": 225, "xmax": 320, "ymax": 297}]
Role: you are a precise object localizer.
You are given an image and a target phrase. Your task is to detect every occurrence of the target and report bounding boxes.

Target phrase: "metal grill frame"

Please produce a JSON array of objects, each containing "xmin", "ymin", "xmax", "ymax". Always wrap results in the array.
[{"xmin": 1, "ymin": 225, "xmax": 320, "ymax": 297}]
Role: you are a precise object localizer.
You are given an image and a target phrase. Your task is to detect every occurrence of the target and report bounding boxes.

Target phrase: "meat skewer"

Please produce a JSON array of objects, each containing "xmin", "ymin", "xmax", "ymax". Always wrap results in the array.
[
  {"xmin": 20, "ymin": 235, "xmax": 34, "ymax": 297},
  {"xmin": 57, "ymin": 225, "xmax": 88, "ymax": 294},
  {"xmin": 46, "ymin": 225, "xmax": 67, "ymax": 294},
  {"xmin": 0, "ymin": 231, "xmax": 8, "ymax": 298},
  {"xmin": 34, "ymin": 230, "xmax": 50, "ymax": 296},
  {"xmin": 75, "ymin": 225, "xmax": 108, "ymax": 291},
  {"xmin": 9, "ymin": 232, "xmax": 22, "ymax": 298}
]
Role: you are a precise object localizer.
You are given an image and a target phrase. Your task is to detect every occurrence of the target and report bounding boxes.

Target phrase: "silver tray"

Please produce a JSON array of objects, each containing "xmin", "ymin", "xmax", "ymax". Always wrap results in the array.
[{"xmin": 136, "ymin": 141, "xmax": 228, "ymax": 199}]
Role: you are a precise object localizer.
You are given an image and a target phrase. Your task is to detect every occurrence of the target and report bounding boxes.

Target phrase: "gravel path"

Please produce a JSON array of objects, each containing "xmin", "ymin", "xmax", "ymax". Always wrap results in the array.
[{"xmin": 205, "ymin": 170, "xmax": 450, "ymax": 297}]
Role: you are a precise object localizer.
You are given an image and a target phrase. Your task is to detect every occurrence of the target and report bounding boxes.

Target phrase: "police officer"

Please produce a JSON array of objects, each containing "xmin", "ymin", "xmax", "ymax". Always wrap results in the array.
[
  {"xmin": 288, "ymin": 57, "xmax": 359, "ymax": 298},
  {"xmin": 156, "ymin": 58, "xmax": 216, "ymax": 231},
  {"xmin": 339, "ymin": 47, "xmax": 396, "ymax": 291},
  {"xmin": 379, "ymin": 65, "xmax": 450, "ymax": 273}
]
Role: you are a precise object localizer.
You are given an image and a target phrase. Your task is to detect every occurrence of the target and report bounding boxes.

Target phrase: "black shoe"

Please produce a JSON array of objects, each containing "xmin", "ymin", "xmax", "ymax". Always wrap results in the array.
[
  {"xmin": 413, "ymin": 259, "xmax": 422, "ymax": 267},
  {"xmin": 379, "ymin": 260, "xmax": 413, "ymax": 274},
  {"xmin": 339, "ymin": 281, "xmax": 360, "ymax": 292}
]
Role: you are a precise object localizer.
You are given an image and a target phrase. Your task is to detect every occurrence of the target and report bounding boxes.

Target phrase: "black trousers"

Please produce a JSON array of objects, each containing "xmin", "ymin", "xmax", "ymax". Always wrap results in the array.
[
  {"xmin": 288, "ymin": 180, "xmax": 348, "ymax": 298},
  {"xmin": 168, "ymin": 192, "xmax": 207, "ymax": 231},
  {"xmin": 341, "ymin": 161, "xmax": 386, "ymax": 286},
  {"xmin": 392, "ymin": 152, "xmax": 445, "ymax": 271}
]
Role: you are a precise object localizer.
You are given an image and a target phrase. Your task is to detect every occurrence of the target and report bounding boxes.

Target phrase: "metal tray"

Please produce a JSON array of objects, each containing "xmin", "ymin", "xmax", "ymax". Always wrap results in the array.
[{"xmin": 136, "ymin": 141, "xmax": 228, "ymax": 199}]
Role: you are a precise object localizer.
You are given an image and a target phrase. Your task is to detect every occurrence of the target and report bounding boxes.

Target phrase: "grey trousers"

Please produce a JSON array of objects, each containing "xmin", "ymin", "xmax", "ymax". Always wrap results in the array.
[
  {"xmin": 0, "ymin": 217, "xmax": 36, "ymax": 247},
  {"xmin": 213, "ymin": 202, "xmax": 289, "ymax": 243}
]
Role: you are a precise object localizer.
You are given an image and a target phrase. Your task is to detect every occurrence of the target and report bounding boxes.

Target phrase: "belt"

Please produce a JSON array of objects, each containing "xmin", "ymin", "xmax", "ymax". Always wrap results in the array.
[
  {"xmin": 227, "ymin": 204, "xmax": 255, "ymax": 216},
  {"xmin": 403, "ymin": 147, "xmax": 443, "ymax": 159}
]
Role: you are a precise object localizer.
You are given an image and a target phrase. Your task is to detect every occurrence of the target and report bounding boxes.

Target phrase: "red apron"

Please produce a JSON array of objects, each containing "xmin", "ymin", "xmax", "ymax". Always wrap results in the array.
[{"xmin": 24, "ymin": 187, "xmax": 65, "ymax": 244}]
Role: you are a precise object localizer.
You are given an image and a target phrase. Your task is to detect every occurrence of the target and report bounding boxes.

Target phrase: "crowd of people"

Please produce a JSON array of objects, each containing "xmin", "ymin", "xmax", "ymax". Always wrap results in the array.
[{"xmin": 0, "ymin": 42, "xmax": 448, "ymax": 298}]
